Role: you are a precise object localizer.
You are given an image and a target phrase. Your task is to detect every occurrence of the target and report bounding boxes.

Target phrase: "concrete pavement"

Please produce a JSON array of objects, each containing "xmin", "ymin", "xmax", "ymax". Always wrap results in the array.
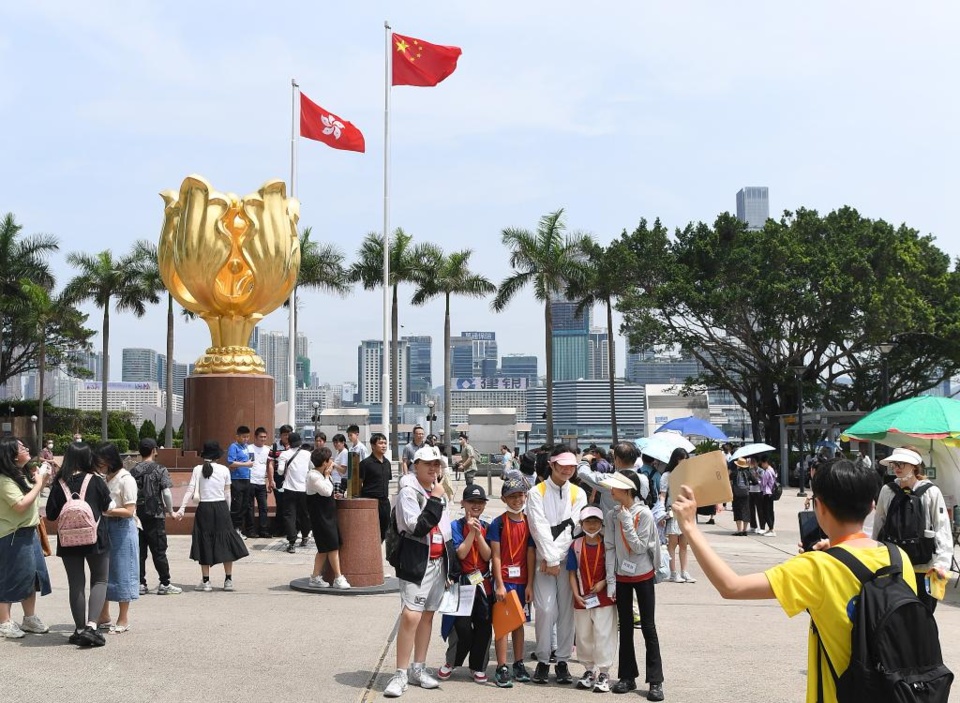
[{"xmin": 4, "ymin": 482, "xmax": 959, "ymax": 703}]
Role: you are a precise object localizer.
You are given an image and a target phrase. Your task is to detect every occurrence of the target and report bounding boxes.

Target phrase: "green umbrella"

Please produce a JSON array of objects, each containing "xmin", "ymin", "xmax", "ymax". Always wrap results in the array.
[{"xmin": 841, "ymin": 396, "xmax": 960, "ymax": 445}]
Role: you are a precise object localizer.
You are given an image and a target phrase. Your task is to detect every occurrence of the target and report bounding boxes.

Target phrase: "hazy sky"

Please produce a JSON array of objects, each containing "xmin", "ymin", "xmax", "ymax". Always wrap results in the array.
[{"xmin": 3, "ymin": 2, "xmax": 958, "ymax": 385}]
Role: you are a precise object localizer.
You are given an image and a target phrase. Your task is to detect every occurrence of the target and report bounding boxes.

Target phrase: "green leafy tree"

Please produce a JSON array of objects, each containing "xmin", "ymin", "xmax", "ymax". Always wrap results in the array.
[
  {"xmin": 618, "ymin": 207, "xmax": 960, "ymax": 447},
  {"xmin": 123, "ymin": 419, "xmax": 139, "ymax": 449},
  {"xmin": 63, "ymin": 248, "xmax": 160, "ymax": 440},
  {"xmin": 139, "ymin": 419, "xmax": 157, "ymax": 442},
  {"xmin": 350, "ymin": 229, "xmax": 442, "ymax": 457},
  {"xmin": 107, "ymin": 413, "xmax": 125, "ymax": 440},
  {"xmin": 412, "ymin": 249, "xmax": 496, "ymax": 461},
  {"xmin": 566, "ymin": 238, "xmax": 639, "ymax": 443},
  {"xmin": 492, "ymin": 209, "xmax": 593, "ymax": 444}
]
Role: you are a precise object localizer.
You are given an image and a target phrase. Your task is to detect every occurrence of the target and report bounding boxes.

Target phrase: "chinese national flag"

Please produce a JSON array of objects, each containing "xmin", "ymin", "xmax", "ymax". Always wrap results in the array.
[
  {"xmin": 299, "ymin": 92, "xmax": 365, "ymax": 153},
  {"xmin": 392, "ymin": 32, "xmax": 462, "ymax": 87}
]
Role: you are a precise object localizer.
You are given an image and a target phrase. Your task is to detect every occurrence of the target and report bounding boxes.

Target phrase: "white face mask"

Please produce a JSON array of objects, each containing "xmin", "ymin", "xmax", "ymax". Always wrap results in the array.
[
  {"xmin": 505, "ymin": 507, "xmax": 524, "ymax": 515},
  {"xmin": 583, "ymin": 528, "xmax": 602, "ymax": 538}
]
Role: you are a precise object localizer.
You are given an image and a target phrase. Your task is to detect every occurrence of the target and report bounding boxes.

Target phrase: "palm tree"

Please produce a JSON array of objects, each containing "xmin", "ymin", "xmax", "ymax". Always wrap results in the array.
[
  {"xmin": 493, "ymin": 209, "xmax": 593, "ymax": 445},
  {"xmin": 130, "ymin": 240, "xmax": 176, "ymax": 447},
  {"xmin": 63, "ymin": 249, "xmax": 160, "ymax": 440},
  {"xmin": 0, "ymin": 213, "xmax": 58, "ymax": 387},
  {"xmin": 567, "ymin": 239, "xmax": 637, "ymax": 443},
  {"xmin": 412, "ymin": 249, "xmax": 496, "ymax": 461},
  {"xmin": 350, "ymin": 229, "xmax": 441, "ymax": 458}
]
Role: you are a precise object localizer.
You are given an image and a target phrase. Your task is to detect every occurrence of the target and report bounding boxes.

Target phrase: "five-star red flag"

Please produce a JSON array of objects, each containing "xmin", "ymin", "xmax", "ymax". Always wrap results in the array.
[
  {"xmin": 392, "ymin": 32, "xmax": 462, "ymax": 87},
  {"xmin": 300, "ymin": 92, "xmax": 365, "ymax": 152}
]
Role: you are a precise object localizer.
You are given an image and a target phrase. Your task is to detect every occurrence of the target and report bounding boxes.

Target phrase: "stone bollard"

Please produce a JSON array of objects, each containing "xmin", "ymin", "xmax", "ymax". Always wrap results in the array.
[{"xmin": 323, "ymin": 498, "xmax": 384, "ymax": 587}]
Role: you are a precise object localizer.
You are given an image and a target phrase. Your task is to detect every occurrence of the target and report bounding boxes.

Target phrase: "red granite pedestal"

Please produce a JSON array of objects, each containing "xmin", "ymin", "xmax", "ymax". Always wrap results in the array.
[
  {"xmin": 183, "ymin": 373, "xmax": 275, "ymax": 453},
  {"xmin": 323, "ymin": 498, "xmax": 385, "ymax": 587}
]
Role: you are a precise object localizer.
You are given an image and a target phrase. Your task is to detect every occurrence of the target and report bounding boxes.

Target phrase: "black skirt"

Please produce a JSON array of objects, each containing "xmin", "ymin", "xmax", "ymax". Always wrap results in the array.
[
  {"xmin": 306, "ymin": 493, "xmax": 341, "ymax": 553},
  {"xmin": 190, "ymin": 501, "xmax": 249, "ymax": 566}
]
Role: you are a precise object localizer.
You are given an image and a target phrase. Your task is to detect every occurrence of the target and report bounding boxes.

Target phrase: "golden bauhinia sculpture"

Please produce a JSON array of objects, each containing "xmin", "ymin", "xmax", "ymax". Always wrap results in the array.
[{"xmin": 159, "ymin": 175, "xmax": 300, "ymax": 374}]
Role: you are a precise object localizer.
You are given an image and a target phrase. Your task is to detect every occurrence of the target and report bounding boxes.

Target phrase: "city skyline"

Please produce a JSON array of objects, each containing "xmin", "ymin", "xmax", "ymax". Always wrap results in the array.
[{"xmin": 4, "ymin": 4, "xmax": 958, "ymax": 385}]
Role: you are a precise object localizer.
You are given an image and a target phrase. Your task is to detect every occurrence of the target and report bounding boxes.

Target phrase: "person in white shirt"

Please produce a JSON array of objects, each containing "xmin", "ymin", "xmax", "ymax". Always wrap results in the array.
[
  {"xmin": 305, "ymin": 446, "xmax": 349, "ymax": 590},
  {"xmin": 248, "ymin": 427, "xmax": 272, "ymax": 538},
  {"xmin": 332, "ymin": 434, "xmax": 349, "ymax": 488},
  {"xmin": 347, "ymin": 425, "xmax": 368, "ymax": 462},
  {"xmin": 277, "ymin": 432, "xmax": 312, "ymax": 554},
  {"xmin": 525, "ymin": 445, "xmax": 587, "ymax": 685},
  {"xmin": 175, "ymin": 441, "xmax": 249, "ymax": 592}
]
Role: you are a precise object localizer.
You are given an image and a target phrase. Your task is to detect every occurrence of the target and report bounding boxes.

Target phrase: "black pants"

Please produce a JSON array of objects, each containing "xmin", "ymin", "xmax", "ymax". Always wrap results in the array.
[
  {"xmin": 748, "ymin": 492, "xmax": 762, "ymax": 529},
  {"xmin": 230, "ymin": 479, "xmax": 253, "ymax": 534},
  {"xmin": 377, "ymin": 497, "xmax": 390, "ymax": 542},
  {"xmin": 448, "ymin": 585, "xmax": 492, "ymax": 672},
  {"xmin": 62, "ymin": 552, "xmax": 109, "ymax": 630},
  {"xmin": 251, "ymin": 483, "xmax": 270, "ymax": 536},
  {"xmin": 760, "ymin": 494, "xmax": 776, "ymax": 531},
  {"xmin": 916, "ymin": 580, "xmax": 938, "ymax": 613},
  {"xmin": 616, "ymin": 579, "xmax": 663, "ymax": 684},
  {"xmin": 282, "ymin": 490, "xmax": 311, "ymax": 544},
  {"xmin": 138, "ymin": 512, "xmax": 171, "ymax": 586}
]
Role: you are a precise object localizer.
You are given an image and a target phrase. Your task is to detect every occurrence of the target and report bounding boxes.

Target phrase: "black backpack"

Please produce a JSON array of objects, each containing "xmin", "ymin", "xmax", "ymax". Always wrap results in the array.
[
  {"xmin": 131, "ymin": 461, "xmax": 163, "ymax": 515},
  {"xmin": 384, "ymin": 490, "xmax": 425, "ymax": 568},
  {"xmin": 813, "ymin": 545, "xmax": 953, "ymax": 703},
  {"xmin": 877, "ymin": 484, "xmax": 936, "ymax": 566}
]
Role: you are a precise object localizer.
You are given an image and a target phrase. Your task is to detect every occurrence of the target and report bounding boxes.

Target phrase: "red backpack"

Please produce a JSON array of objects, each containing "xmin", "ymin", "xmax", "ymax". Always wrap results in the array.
[{"xmin": 57, "ymin": 474, "xmax": 100, "ymax": 547}]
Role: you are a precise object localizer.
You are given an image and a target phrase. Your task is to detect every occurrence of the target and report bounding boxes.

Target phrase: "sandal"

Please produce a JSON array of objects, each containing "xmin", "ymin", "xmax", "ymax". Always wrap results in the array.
[
  {"xmin": 111, "ymin": 624, "xmax": 131, "ymax": 634},
  {"xmin": 97, "ymin": 621, "xmax": 114, "ymax": 632}
]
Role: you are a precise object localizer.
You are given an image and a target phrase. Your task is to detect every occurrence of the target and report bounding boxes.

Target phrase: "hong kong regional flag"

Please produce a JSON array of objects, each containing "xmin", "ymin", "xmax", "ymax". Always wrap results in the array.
[
  {"xmin": 300, "ymin": 92, "xmax": 365, "ymax": 152},
  {"xmin": 392, "ymin": 33, "xmax": 462, "ymax": 87}
]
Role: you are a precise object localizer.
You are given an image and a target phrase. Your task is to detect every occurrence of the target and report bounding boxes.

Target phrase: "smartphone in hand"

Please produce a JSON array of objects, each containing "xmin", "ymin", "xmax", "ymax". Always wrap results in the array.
[{"xmin": 798, "ymin": 510, "xmax": 826, "ymax": 552}]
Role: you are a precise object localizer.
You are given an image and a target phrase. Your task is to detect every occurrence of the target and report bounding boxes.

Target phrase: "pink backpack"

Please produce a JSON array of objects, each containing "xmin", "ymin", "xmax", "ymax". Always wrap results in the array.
[{"xmin": 57, "ymin": 474, "xmax": 100, "ymax": 547}]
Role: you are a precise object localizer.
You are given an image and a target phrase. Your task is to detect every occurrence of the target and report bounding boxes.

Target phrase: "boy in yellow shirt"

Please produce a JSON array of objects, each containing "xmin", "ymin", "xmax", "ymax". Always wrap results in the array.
[{"xmin": 672, "ymin": 458, "xmax": 917, "ymax": 703}]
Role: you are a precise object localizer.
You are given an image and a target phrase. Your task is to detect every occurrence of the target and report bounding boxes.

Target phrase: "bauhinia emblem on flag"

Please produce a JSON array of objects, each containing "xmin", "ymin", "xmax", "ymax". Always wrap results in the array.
[
  {"xmin": 299, "ymin": 92, "xmax": 365, "ymax": 152},
  {"xmin": 392, "ymin": 32, "xmax": 462, "ymax": 87}
]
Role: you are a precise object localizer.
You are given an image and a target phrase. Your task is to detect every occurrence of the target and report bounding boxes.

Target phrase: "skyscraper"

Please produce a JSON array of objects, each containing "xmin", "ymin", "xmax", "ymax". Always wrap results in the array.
[
  {"xmin": 357, "ymin": 339, "xmax": 409, "ymax": 405},
  {"xmin": 157, "ymin": 354, "xmax": 190, "ymax": 397},
  {"xmin": 404, "ymin": 335, "xmax": 432, "ymax": 404},
  {"xmin": 588, "ymin": 328, "xmax": 610, "ymax": 380},
  {"xmin": 461, "ymin": 331, "xmax": 498, "ymax": 377},
  {"xmin": 122, "ymin": 348, "xmax": 159, "ymax": 383},
  {"xmin": 449, "ymin": 336, "xmax": 474, "ymax": 380},
  {"xmin": 625, "ymin": 347, "xmax": 702, "ymax": 385},
  {"xmin": 254, "ymin": 330, "xmax": 309, "ymax": 403},
  {"xmin": 500, "ymin": 354, "xmax": 538, "ymax": 387},
  {"xmin": 551, "ymin": 299, "xmax": 590, "ymax": 381},
  {"xmin": 735, "ymin": 187, "xmax": 770, "ymax": 231}
]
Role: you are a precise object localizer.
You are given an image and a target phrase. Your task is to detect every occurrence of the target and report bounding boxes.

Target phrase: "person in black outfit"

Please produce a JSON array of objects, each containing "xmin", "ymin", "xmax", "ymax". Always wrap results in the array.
[
  {"xmin": 45, "ymin": 442, "xmax": 113, "ymax": 647},
  {"xmin": 358, "ymin": 432, "xmax": 391, "ymax": 541}
]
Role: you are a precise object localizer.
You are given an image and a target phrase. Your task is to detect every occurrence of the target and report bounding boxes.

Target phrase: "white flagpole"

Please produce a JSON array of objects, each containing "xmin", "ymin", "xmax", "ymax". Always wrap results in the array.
[
  {"xmin": 382, "ymin": 21, "xmax": 392, "ymax": 455},
  {"xmin": 288, "ymin": 78, "xmax": 299, "ymax": 429}
]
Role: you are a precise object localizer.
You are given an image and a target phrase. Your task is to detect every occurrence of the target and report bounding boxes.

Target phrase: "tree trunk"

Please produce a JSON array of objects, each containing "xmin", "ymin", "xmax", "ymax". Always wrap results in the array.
[
  {"xmin": 544, "ymin": 300, "xmax": 554, "ymax": 445},
  {"xmin": 390, "ymin": 283, "xmax": 400, "ymax": 460},
  {"xmin": 165, "ymin": 292, "xmax": 174, "ymax": 447},
  {"xmin": 606, "ymin": 299, "xmax": 617, "ymax": 444},
  {"xmin": 101, "ymin": 304, "xmax": 110, "ymax": 440},
  {"xmin": 444, "ymin": 293, "xmax": 452, "ymax": 463}
]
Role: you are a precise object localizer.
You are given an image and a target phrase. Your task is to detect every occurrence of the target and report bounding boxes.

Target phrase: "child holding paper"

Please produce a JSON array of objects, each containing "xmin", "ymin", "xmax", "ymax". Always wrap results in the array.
[
  {"xmin": 566, "ymin": 506, "xmax": 617, "ymax": 692},
  {"xmin": 488, "ymin": 477, "xmax": 536, "ymax": 688}
]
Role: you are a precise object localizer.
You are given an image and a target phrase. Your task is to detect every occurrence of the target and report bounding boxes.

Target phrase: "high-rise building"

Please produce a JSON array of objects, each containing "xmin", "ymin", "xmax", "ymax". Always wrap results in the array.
[
  {"xmin": 500, "ymin": 354, "xmax": 538, "ymax": 387},
  {"xmin": 357, "ymin": 339, "xmax": 409, "ymax": 405},
  {"xmin": 122, "ymin": 348, "xmax": 159, "ymax": 383},
  {"xmin": 461, "ymin": 331, "xmax": 498, "ymax": 377},
  {"xmin": 69, "ymin": 350, "xmax": 102, "ymax": 382},
  {"xmin": 404, "ymin": 335, "xmax": 432, "ymax": 404},
  {"xmin": 735, "ymin": 187, "xmax": 769, "ymax": 231},
  {"xmin": 527, "ymin": 379, "xmax": 646, "ymax": 442},
  {"xmin": 588, "ymin": 328, "xmax": 610, "ymax": 380},
  {"xmin": 157, "ymin": 354, "xmax": 190, "ymax": 397},
  {"xmin": 625, "ymin": 347, "xmax": 702, "ymax": 385},
  {"xmin": 254, "ymin": 330, "xmax": 309, "ymax": 403},
  {"xmin": 449, "ymin": 336, "xmax": 474, "ymax": 380},
  {"xmin": 551, "ymin": 299, "xmax": 590, "ymax": 381}
]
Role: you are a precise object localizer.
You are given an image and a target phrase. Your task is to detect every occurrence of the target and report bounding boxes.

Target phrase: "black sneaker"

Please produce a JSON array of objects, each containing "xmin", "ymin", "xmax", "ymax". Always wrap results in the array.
[
  {"xmin": 78, "ymin": 626, "xmax": 105, "ymax": 647},
  {"xmin": 513, "ymin": 661, "xmax": 532, "ymax": 683},
  {"xmin": 286, "ymin": 543, "xmax": 297, "ymax": 553},
  {"xmin": 648, "ymin": 683, "xmax": 665, "ymax": 701},
  {"xmin": 68, "ymin": 629, "xmax": 84, "ymax": 645},
  {"xmin": 555, "ymin": 661, "xmax": 572, "ymax": 685},
  {"xmin": 611, "ymin": 678, "xmax": 636, "ymax": 694},
  {"xmin": 300, "ymin": 537, "xmax": 309, "ymax": 547},
  {"xmin": 532, "ymin": 662, "xmax": 550, "ymax": 684},
  {"xmin": 495, "ymin": 664, "xmax": 513, "ymax": 688}
]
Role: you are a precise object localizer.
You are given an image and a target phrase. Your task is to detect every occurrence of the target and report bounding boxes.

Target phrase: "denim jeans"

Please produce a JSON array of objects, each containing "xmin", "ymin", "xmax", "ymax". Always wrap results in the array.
[{"xmin": 250, "ymin": 483, "xmax": 270, "ymax": 536}]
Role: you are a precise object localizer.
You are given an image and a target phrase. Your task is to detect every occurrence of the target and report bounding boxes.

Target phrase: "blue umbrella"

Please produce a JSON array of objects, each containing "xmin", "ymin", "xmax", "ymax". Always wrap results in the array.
[{"xmin": 655, "ymin": 416, "xmax": 729, "ymax": 441}]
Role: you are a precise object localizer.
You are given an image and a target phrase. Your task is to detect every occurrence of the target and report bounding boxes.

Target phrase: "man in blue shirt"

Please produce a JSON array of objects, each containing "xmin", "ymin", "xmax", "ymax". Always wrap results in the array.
[{"xmin": 227, "ymin": 425, "xmax": 254, "ymax": 539}]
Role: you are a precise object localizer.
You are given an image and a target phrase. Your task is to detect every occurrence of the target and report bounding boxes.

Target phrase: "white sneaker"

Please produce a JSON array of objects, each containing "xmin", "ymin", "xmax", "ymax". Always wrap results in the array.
[
  {"xmin": 20, "ymin": 615, "xmax": 49, "ymax": 634},
  {"xmin": 223, "ymin": 577, "xmax": 234, "ymax": 591},
  {"xmin": 139, "ymin": 583, "xmax": 149, "ymax": 595},
  {"xmin": 409, "ymin": 665, "xmax": 440, "ymax": 689},
  {"xmin": 196, "ymin": 580, "xmax": 213, "ymax": 592},
  {"xmin": 681, "ymin": 571, "xmax": 697, "ymax": 584},
  {"xmin": 0, "ymin": 620, "xmax": 25, "ymax": 639},
  {"xmin": 667, "ymin": 572, "xmax": 686, "ymax": 583},
  {"xmin": 384, "ymin": 669, "xmax": 408, "ymax": 697},
  {"xmin": 756, "ymin": 529, "xmax": 767, "ymax": 536},
  {"xmin": 765, "ymin": 531, "xmax": 777, "ymax": 537},
  {"xmin": 332, "ymin": 574, "xmax": 351, "ymax": 590},
  {"xmin": 157, "ymin": 583, "xmax": 182, "ymax": 595},
  {"xmin": 309, "ymin": 575, "xmax": 330, "ymax": 588}
]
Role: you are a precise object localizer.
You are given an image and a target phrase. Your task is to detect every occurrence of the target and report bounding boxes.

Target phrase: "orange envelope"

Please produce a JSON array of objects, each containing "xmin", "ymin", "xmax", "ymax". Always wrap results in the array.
[
  {"xmin": 669, "ymin": 450, "xmax": 733, "ymax": 506},
  {"xmin": 492, "ymin": 589, "xmax": 526, "ymax": 639}
]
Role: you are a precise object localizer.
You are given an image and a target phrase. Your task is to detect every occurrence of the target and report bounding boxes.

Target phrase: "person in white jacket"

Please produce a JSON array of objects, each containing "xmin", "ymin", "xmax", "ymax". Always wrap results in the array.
[
  {"xmin": 872, "ymin": 447, "xmax": 953, "ymax": 613},
  {"xmin": 525, "ymin": 445, "xmax": 587, "ymax": 686}
]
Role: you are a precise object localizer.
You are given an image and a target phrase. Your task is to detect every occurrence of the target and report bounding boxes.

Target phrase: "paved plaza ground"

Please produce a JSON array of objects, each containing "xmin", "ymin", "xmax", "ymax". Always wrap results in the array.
[{"xmin": 4, "ymin": 482, "xmax": 959, "ymax": 703}]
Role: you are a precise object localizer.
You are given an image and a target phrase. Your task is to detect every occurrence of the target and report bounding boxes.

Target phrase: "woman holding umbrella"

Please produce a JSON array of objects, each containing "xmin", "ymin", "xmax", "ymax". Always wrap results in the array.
[{"xmin": 871, "ymin": 447, "xmax": 953, "ymax": 613}]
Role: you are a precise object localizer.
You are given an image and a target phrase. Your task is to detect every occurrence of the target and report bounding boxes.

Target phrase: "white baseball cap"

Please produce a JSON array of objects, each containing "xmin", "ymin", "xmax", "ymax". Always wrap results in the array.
[
  {"xmin": 580, "ymin": 506, "xmax": 604, "ymax": 522},
  {"xmin": 879, "ymin": 448, "xmax": 922, "ymax": 466},
  {"xmin": 414, "ymin": 445, "xmax": 443, "ymax": 463}
]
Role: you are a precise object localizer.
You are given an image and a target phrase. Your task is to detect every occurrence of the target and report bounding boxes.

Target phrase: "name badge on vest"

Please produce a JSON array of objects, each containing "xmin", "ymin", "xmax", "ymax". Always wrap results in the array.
[
  {"xmin": 620, "ymin": 559, "xmax": 638, "ymax": 575},
  {"xmin": 507, "ymin": 565, "xmax": 522, "ymax": 579},
  {"xmin": 467, "ymin": 570, "xmax": 485, "ymax": 586},
  {"xmin": 432, "ymin": 532, "xmax": 444, "ymax": 545},
  {"xmin": 583, "ymin": 594, "xmax": 600, "ymax": 609}
]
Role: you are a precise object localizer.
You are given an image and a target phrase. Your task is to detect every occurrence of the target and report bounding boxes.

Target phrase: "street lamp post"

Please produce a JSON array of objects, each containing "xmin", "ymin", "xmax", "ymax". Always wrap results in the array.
[
  {"xmin": 30, "ymin": 414, "xmax": 38, "ymax": 455},
  {"xmin": 792, "ymin": 365, "xmax": 807, "ymax": 497},
  {"xmin": 426, "ymin": 400, "xmax": 436, "ymax": 437},
  {"xmin": 878, "ymin": 343, "xmax": 895, "ymax": 407},
  {"xmin": 312, "ymin": 401, "xmax": 320, "ymax": 443}
]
